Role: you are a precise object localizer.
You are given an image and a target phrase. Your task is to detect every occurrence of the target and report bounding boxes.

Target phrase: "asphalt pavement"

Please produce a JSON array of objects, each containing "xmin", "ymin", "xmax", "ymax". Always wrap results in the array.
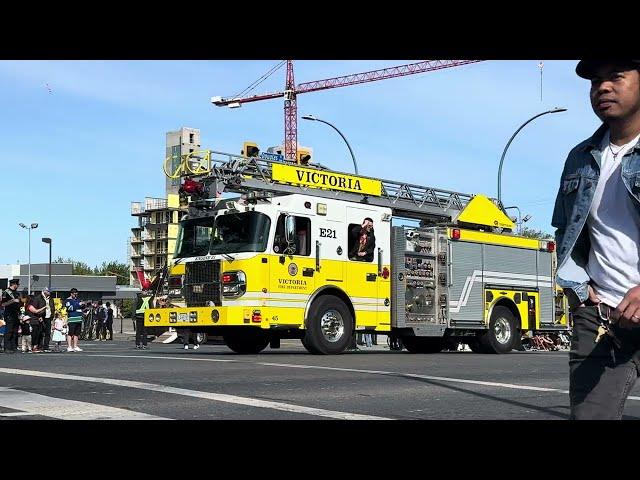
[{"xmin": 3, "ymin": 334, "xmax": 640, "ymax": 421}]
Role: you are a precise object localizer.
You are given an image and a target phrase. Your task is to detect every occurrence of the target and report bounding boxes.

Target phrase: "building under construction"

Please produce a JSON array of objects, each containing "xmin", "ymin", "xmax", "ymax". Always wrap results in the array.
[{"xmin": 128, "ymin": 127, "xmax": 199, "ymax": 287}]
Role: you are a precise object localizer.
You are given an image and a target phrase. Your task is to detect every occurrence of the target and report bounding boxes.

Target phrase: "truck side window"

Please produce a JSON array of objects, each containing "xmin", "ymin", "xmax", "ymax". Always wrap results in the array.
[
  {"xmin": 347, "ymin": 218, "xmax": 375, "ymax": 262},
  {"xmin": 273, "ymin": 215, "xmax": 311, "ymax": 256}
]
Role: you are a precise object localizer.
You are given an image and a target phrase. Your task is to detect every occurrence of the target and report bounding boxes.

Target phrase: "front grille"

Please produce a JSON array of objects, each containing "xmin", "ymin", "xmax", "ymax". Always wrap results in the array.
[
  {"xmin": 185, "ymin": 260, "xmax": 221, "ymax": 307},
  {"xmin": 186, "ymin": 260, "xmax": 221, "ymax": 284}
]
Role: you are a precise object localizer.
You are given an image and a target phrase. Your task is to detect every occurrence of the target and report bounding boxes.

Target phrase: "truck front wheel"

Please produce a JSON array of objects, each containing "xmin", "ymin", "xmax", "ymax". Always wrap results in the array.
[{"xmin": 303, "ymin": 295, "xmax": 353, "ymax": 355}]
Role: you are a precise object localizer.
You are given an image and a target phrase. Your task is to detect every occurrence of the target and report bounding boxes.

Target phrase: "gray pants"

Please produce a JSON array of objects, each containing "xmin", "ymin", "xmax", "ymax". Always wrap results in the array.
[{"xmin": 569, "ymin": 306, "xmax": 640, "ymax": 419}]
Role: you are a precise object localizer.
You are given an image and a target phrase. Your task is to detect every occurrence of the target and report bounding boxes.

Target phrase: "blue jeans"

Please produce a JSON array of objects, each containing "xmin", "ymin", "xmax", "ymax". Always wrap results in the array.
[{"xmin": 569, "ymin": 306, "xmax": 640, "ymax": 419}]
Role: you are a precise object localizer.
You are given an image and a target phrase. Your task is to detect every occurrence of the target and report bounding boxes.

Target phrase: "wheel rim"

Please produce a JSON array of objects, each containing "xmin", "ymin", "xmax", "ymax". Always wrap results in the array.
[
  {"xmin": 494, "ymin": 316, "xmax": 512, "ymax": 344},
  {"xmin": 320, "ymin": 309, "xmax": 344, "ymax": 343}
]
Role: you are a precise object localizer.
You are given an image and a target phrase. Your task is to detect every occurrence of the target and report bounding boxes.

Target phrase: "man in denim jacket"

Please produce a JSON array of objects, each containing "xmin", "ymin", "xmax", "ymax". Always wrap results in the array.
[{"xmin": 553, "ymin": 59, "xmax": 640, "ymax": 419}]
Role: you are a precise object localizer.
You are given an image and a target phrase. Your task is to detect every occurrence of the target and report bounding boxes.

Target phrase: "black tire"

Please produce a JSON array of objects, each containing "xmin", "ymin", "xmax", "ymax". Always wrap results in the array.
[
  {"xmin": 478, "ymin": 306, "xmax": 518, "ymax": 354},
  {"xmin": 403, "ymin": 337, "xmax": 445, "ymax": 353},
  {"xmin": 196, "ymin": 332, "xmax": 208, "ymax": 345},
  {"xmin": 223, "ymin": 330, "xmax": 270, "ymax": 354},
  {"xmin": 303, "ymin": 295, "xmax": 353, "ymax": 355}
]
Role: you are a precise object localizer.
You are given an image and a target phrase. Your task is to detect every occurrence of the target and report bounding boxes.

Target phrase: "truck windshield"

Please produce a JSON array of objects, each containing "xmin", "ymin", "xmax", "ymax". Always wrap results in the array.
[
  {"xmin": 174, "ymin": 217, "xmax": 216, "ymax": 258},
  {"xmin": 210, "ymin": 212, "xmax": 271, "ymax": 254}
]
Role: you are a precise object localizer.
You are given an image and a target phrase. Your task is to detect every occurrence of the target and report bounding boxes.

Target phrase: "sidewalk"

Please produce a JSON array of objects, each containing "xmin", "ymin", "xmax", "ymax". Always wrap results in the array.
[{"xmin": 112, "ymin": 317, "xmax": 136, "ymax": 341}]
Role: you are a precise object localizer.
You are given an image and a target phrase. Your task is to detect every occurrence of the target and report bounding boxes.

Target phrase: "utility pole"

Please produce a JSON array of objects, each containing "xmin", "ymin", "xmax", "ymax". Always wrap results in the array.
[{"xmin": 538, "ymin": 61, "xmax": 544, "ymax": 102}]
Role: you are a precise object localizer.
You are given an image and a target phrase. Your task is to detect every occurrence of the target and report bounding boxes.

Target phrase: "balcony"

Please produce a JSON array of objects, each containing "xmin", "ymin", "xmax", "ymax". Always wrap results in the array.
[
  {"xmin": 145, "ymin": 197, "xmax": 168, "ymax": 211},
  {"xmin": 131, "ymin": 202, "xmax": 151, "ymax": 216}
]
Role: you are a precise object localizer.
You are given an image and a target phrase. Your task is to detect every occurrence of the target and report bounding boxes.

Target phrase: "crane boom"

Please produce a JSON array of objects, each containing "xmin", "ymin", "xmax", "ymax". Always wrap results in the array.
[
  {"xmin": 296, "ymin": 60, "xmax": 483, "ymax": 94},
  {"xmin": 211, "ymin": 60, "xmax": 485, "ymax": 159}
]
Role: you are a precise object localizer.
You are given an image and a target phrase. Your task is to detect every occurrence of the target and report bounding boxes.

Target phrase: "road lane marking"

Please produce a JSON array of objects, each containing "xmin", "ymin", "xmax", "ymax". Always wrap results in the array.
[
  {"xmin": 55, "ymin": 353, "xmax": 640, "ymax": 402},
  {"xmin": 0, "ymin": 387, "xmax": 168, "ymax": 420},
  {"xmin": 0, "ymin": 368, "xmax": 389, "ymax": 420},
  {"xmin": 80, "ymin": 354, "xmax": 640, "ymax": 400}
]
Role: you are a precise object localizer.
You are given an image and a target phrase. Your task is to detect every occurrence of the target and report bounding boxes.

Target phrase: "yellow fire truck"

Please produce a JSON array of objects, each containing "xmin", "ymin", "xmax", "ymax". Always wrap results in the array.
[{"xmin": 146, "ymin": 149, "xmax": 568, "ymax": 354}]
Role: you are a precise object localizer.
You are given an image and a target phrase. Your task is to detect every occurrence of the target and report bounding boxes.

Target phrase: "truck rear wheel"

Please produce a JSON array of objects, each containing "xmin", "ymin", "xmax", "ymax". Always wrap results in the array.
[
  {"xmin": 478, "ymin": 306, "xmax": 518, "ymax": 354},
  {"xmin": 303, "ymin": 295, "xmax": 353, "ymax": 355},
  {"xmin": 223, "ymin": 330, "xmax": 270, "ymax": 354},
  {"xmin": 403, "ymin": 337, "xmax": 444, "ymax": 353}
]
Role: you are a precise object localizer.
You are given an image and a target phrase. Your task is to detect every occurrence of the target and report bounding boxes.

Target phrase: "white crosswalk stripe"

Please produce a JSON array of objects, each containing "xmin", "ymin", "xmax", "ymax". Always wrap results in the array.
[
  {"xmin": 0, "ymin": 368, "xmax": 390, "ymax": 420},
  {"xmin": 0, "ymin": 387, "xmax": 169, "ymax": 420}
]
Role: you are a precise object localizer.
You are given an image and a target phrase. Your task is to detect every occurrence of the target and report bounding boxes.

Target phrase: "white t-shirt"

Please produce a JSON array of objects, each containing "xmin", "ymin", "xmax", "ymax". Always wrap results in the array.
[{"xmin": 586, "ymin": 130, "xmax": 640, "ymax": 307}]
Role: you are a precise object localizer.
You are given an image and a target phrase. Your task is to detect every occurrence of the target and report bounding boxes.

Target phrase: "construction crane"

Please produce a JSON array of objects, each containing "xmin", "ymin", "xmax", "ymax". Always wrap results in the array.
[{"xmin": 211, "ymin": 60, "xmax": 484, "ymax": 161}]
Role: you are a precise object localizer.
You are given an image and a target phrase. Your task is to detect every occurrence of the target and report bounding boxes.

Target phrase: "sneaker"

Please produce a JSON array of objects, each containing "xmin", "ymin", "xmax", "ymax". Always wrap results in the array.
[
  {"xmin": 44, "ymin": 349, "xmax": 52, "ymax": 353},
  {"xmin": 135, "ymin": 345, "xmax": 140, "ymax": 349},
  {"xmin": 193, "ymin": 344, "xmax": 200, "ymax": 350},
  {"xmin": 141, "ymin": 345, "xmax": 148, "ymax": 350},
  {"xmin": 73, "ymin": 346, "xmax": 83, "ymax": 352},
  {"xmin": 184, "ymin": 344, "xmax": 189, "ymax": 350},
  {"xmin": 67, "ymin": 347, "xmax": 74, "ymax": 352}
]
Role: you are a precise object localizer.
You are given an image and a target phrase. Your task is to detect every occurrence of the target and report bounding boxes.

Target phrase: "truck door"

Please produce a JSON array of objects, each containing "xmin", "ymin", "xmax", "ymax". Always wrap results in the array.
[
  {"xmin": 270, "ymin": 213, "xmax": 316, "ymax": 325},
  {"xmin": 346, "ymin": 207, "xmax": 381, "ymax": 328}
]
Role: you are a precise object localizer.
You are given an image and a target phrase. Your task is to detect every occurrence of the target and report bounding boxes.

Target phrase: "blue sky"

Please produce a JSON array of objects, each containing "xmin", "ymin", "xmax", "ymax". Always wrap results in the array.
[{"xmin": 0, "ymin": 60, "xmax": 599, "ymax": 268}]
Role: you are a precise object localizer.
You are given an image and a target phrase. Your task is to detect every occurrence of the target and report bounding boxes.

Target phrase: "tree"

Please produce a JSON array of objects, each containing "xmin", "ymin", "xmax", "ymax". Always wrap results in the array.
[
  {"xmin": 520, "ymin": 226, "xmax": 553, "ymax": 240},
  {"xmin": 122, "ymin": 298, "xmax": 135, "ymax": 318},
  {"xmin": 54, "ymin": 256, "xmax": 93, "ymax": 275},
  {"xmin": 96, "ymin": 261, "xmax": 130, "ymax": 286},
  {"xmin": 54, "ymin": 257, "xmax": 130, "ymax": 283}
]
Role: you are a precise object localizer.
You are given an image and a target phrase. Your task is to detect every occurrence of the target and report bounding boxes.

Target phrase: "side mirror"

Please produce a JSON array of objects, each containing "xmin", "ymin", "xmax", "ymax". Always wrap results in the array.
[{"xmin": 284, "ymin": 215, "xmax": 296, "ymax": 244}]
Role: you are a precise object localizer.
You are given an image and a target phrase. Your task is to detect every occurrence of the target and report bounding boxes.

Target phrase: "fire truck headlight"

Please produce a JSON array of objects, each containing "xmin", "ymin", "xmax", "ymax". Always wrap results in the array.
[
  {"xmin": 222, "ymin": 270, "xmax": 247, "ymax": 298},
  {"xmin": 148, "ymin": 313, "xmax": 154, "ymax": 322},
  {"xmin": 223, "ymin": 284, "xmax": 239, "ymax": 294},
  {"xmin": 211, "ymin": 310, "xmax": 219, "ymax": 323},
  {"xmin": 155, "ymin": 314, "xmax": 161, "ymax": 322}
]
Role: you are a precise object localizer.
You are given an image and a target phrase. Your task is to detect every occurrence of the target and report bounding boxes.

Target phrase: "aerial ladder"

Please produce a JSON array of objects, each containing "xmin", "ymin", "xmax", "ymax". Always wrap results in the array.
[{"xmin": 165, "ymin": 147, "xmax": 508, "ymax": 230}]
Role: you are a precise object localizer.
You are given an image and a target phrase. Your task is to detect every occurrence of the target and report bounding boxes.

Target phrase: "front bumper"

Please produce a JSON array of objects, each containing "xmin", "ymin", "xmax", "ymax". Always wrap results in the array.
[{"xmin": 145, "ymin": 305, "xmax": 272, "ymax": 329}]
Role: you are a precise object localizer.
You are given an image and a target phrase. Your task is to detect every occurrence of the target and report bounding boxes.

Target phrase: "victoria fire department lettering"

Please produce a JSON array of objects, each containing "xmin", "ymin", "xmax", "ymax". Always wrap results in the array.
[
  {"xmin": 271, "ymin": 163, "xmax": 381, "ymax": 196},
  {"xmin": 295, "ymin": 171, "xmax": 362, "ymax": 191}
]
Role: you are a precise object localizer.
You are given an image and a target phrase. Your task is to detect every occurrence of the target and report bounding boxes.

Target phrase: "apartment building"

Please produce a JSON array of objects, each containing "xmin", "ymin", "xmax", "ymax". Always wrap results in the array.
[{"xmin": 129, "ymin": 127, "xmax": 199, "ymax": 287}]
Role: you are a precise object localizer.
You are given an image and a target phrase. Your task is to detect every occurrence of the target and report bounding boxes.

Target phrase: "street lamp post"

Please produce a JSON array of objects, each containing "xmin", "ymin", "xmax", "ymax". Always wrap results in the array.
[
  {"xmin": 19, "ymin": 222, "xmax": 39, "ymax": 294},
  {"xmin": 302, "ymin": 114, "xmax": 359, "ymax": 175},
  {"xmin": 497, "ymin": 107, "xmax": 567, "ymax": 204},
  {"xmin": 42, "ymin": 237, "xmax": 52, "ymax": 290}
]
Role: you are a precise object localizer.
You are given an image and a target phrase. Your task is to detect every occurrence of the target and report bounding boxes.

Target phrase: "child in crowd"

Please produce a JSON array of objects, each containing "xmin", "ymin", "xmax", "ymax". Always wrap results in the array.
[
  {"xmin": 51, "ymin": 312, "xmax": 67, "ymax": 353},
  {"xmin": 19, "ymin": 293, "xmax": 33, "ymax": 353}
]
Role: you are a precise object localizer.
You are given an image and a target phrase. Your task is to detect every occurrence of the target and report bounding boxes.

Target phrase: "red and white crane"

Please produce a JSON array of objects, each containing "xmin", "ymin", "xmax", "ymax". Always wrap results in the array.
[{"xmin": 211, "ymin": 60, "xmax": 484, "ymax": 161}]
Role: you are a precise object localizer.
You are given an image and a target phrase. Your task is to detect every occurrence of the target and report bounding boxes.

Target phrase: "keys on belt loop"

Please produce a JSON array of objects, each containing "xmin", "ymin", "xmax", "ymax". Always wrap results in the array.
[{"xmin": 595, "ymin": 303, "xmax": 622, "ymax": 349}]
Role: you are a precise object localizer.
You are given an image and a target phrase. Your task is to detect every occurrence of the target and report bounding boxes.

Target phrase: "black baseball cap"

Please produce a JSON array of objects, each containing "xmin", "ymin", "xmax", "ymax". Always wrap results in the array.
[
  {"xmin": 9, "ymin": 278, "xmax": 19, "ymax": 286},
  {"xmin": 576, "ymin": 59, "xmax": 640, "ymax": 79}
]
